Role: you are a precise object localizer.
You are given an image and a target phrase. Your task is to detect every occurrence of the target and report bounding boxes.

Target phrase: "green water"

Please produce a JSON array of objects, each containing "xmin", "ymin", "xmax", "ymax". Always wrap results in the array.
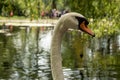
[{"xmin": 0, "ymin": 26, "xmax": 120, "ymax": 80}]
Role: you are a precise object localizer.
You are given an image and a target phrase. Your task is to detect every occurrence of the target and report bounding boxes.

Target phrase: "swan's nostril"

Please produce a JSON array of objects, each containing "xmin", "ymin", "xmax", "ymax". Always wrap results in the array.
[{"xmin": 92, "ymin": 34, "xmax": 95, "ymax": 37}]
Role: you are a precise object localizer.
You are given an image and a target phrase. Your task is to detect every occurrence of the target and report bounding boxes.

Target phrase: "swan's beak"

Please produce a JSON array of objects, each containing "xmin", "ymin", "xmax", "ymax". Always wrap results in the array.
[{"xmin": 80, "ymin": 21, "xmax": 95, "ymax": 37}]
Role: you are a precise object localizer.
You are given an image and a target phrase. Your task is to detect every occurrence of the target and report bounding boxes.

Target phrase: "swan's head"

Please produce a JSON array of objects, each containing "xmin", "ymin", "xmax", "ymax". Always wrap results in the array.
[{"xmin": 76, "ymin": 17, "xmax": 95, "ymax": 37}]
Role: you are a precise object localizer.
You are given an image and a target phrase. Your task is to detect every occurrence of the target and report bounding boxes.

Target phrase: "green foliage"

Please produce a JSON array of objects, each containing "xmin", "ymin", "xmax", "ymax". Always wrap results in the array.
[
  {"xmin": 66, "ymin": 0, "xmax": 120, "ymax": 37},
  {"xmin": 67, "ymin": 0, "xmax": 120, "ymax": 37},
  {"xmin": 0, "ymin": 0, "xmax": 119, "ymax": 36},
  {"xmin": 0, "ymin": 0, "xmax": 52, "ymax": 17},
  {"xmin": 89, "ymin": 18, "xmax": 119, "ymax": 38}
]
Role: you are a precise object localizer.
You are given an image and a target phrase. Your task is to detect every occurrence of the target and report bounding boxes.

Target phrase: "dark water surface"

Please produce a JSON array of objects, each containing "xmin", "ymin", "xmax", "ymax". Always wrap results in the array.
[{"xmin": 0, "ymin": 26, "xmax": 120, "ymax": 80}]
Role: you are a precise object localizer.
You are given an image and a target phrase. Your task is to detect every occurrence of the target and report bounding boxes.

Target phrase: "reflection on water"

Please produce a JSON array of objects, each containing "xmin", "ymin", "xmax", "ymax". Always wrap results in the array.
[{"xmin": 0, "ymin": 26, "xmax": 120, "ymax": 80}]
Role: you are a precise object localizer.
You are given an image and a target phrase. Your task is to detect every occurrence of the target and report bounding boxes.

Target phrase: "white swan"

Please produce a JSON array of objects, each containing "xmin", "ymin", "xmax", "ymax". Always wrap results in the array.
[{"xmin": 51, "ymin": 12, "xmax": 95, "ymax": 80}]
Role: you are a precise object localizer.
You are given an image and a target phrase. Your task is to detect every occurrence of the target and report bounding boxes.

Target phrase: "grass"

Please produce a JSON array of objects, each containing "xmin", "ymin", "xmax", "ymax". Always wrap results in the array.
[{"xmin": 0, "ymin": 16, "xmax": 29, "ymax": 20}]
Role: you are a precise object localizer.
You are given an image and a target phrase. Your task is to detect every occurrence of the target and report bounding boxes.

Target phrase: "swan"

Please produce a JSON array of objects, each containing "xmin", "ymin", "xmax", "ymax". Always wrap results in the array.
[{"xmin": 51, "ymin": 12, "xmax": 95, "ymax": 80}]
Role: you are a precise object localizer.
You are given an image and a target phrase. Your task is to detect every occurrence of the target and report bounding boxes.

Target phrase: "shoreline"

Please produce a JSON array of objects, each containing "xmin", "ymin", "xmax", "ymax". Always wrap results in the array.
[{"xmin": 0, "ymin": 19, "xmax": 58, "ymax": 27}]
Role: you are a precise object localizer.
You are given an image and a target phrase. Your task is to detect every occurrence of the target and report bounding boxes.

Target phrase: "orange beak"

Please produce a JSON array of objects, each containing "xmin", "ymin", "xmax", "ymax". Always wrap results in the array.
[{"xmin": 80, "ymin": 21, "xmax": 95, "ymax": 37}]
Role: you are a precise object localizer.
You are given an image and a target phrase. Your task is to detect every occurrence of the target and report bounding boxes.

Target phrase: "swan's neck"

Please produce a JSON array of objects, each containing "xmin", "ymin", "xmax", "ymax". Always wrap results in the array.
[{"xmin": 51, "ymin": 24, "xmax": 68, "ymax": 80}]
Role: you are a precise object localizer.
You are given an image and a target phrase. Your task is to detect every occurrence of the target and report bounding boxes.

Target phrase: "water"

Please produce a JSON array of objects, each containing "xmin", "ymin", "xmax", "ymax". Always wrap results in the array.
[{"xmin": 0, "ymin": 26, "xmax": 120, "ymax": 80}]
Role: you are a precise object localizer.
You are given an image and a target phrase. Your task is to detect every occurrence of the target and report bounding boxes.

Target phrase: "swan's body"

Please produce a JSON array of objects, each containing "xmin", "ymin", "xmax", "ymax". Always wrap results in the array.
[{"xmin": 51, "ymin": 12, "xmax": 95, "ymax": 80}]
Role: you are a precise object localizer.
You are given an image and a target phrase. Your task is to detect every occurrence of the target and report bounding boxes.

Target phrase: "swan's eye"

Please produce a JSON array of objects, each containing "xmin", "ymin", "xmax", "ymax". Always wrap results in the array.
[
  {"xmin": 84, "ymin": 21, "xmax": 89, "ymax": 28},
  {"xmin": 85, "ymin": 21, "xmax": 89, "ymax": 25}
]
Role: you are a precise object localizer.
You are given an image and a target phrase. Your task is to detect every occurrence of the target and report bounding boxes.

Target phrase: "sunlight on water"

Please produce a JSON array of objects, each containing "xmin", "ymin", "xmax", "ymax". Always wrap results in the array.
[
  {"xmin": 118, "ymin": 35, "xmax": 120, "ymax": 50},
  {"xmin": 40, "ymin": 31, "xmax": 52, "ymax": 51}
]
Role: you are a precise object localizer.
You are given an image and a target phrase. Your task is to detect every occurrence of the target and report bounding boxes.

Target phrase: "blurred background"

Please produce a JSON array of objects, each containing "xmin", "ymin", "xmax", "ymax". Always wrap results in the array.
[{"xmin": 0, "ymin": 0, "xmax": 120, "ymax": 80}]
